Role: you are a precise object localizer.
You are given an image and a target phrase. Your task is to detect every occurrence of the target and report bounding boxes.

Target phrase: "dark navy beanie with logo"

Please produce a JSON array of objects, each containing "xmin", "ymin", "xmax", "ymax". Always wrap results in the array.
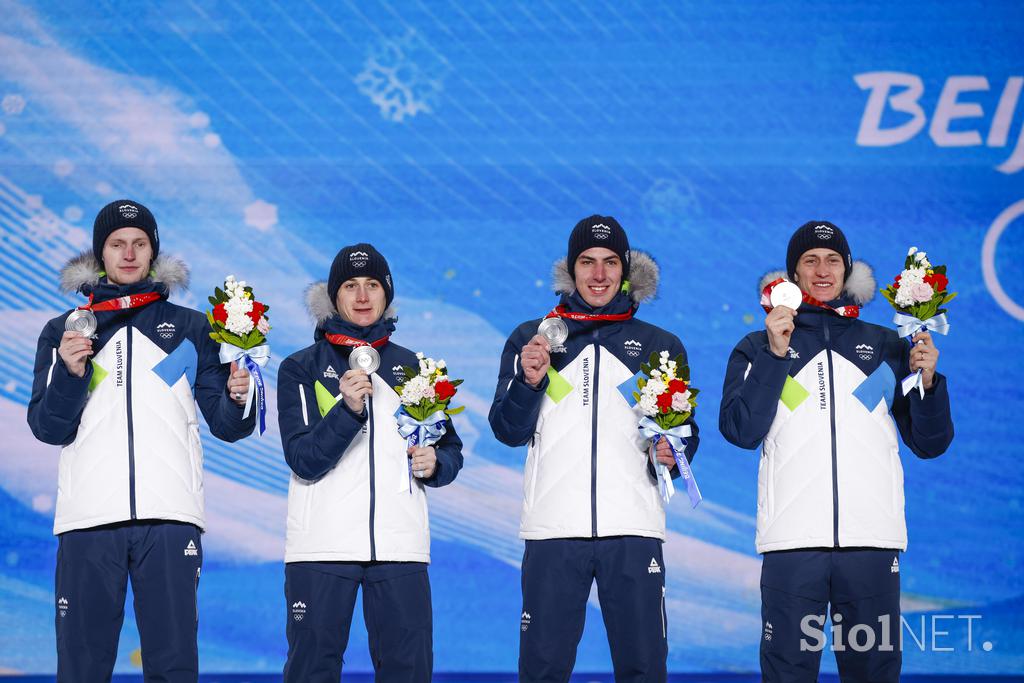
[
  {"xmin": 567, "ymin": 215, "xmax": 631, "ymax": 280},
  {"xmin": 785, "ymin": 220, "xmax": 852, "ymax": 281},
  {"xmin": 327, "ymin": 243, "xmax": 394, "ymax": 307},
  {"xmin": 93, "ymin": 199, "xmax": 159, "ymax": 265}
]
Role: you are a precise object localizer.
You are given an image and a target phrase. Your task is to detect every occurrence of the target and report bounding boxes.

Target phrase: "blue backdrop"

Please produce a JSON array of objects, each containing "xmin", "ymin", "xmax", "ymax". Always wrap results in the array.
[{"xmin": 1, "ymin": 0, "xmax": 1021, "ymax": 675}]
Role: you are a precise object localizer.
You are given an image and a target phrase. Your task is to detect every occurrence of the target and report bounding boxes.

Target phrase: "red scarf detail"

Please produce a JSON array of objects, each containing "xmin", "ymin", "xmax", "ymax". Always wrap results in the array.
[
  {"xmin": 544, "ymin": 304, "xmax": 635, "ymax": 323},
  {"xmin": 324, "ymin": 333, "xmax": 390, "ymax": 349},
  {"xmin": 79, "ymin": 291, "xmax": 162, "ymax": 312}
]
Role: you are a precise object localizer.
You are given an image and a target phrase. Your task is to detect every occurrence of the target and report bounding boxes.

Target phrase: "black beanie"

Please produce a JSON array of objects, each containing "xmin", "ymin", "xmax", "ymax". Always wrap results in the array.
[
  {"xmin": 567, "ymin": 215, "xmax": 630, "ymax": 280},
  {"xmin": 786, "ymin": 220, "xmax": 852, "ymax": 281},
  {"xmin": 93, "ymin": 200, "xmax": 159, "ymax": 265},
  {"xmin": 328, "ymin": 243, "xmax": 394, "ymax": 309}
]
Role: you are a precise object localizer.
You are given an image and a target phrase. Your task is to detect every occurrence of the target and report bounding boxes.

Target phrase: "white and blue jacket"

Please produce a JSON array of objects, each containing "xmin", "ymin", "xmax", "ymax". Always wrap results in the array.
[
  {"xmin": 27, "ymin": 254, "xmax": 255, "ymax": 535},
  {"xmin": 276, "ymin": 284, "xmax": 463, "ymax": 564},
  {"xmin": 489, "ymin": 253, "xmax": 699, "ymax": 541},
  {"xmin": 719, "ymin": 265, "xmax": 954, "ymax": 553}
]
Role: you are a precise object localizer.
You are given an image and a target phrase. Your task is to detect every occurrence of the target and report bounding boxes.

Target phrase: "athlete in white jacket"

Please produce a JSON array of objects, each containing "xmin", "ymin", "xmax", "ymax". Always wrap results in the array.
[
  {"xmin": 27, "ymin": 200, "xmax": 254, "ymax": 681},
  {"xmin": 719, "ymin": 221, "xmax": 954, "ymax": 683}
]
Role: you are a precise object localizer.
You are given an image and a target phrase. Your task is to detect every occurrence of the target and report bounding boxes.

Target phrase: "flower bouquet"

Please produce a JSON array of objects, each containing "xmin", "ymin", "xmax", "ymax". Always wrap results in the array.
[
  {"xmin": 206, "ymin": 275, "xmax": 271, "ymax": 434},
  {"xmin": 393, "ymin": 353, "xmax": 464, "ymax": 491},
  {"xmin": 879, "ymin": 247, "xmax": 955, "ymax": 397},
  {"xmin": 633, "ymin": 351, "xmax": 701, "ymax": 507}
]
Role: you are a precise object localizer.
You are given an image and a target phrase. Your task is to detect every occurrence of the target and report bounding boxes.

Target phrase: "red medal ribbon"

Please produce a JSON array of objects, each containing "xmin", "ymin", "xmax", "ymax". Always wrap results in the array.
[
  {"xmin": 760, "ymin": 278, "xmax": 860, "ymax": 318},
  {"xmin": 79, "ymin": 292, "xmax": 162, "ymax": 312},
  {"xmin": 543, "ymin": 304, "xmax": 635, "ymax": 323},
  {"xmin": 324, "ymin": 333, "xmax": 390, "ymax": 349}
]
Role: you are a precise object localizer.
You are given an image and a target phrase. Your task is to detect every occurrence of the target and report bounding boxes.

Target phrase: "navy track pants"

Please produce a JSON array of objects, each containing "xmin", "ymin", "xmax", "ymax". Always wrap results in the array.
[
  {"xmin": 760, "ymin": 548, "xmax": 902, "ymax": 683},
  {"xmin": 55, "ymin": 520, "xmax": 203, "ymax": 682},
  {"xmin": 283, "ymin": 561, "xmax": 432, "ymax": 682},
  {"xmin": 519, "ymin": 536, "xmax": 668, "ymax": 683}
]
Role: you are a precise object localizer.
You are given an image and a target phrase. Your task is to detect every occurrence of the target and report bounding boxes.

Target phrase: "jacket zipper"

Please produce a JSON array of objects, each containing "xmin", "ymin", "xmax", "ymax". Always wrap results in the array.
[
  {"xmin": 127, "ymin": 326, "xmax": 137, "ymax": 520},
  {"xmin": 824, "ymin": 321, "xmax": 839, "ymax": 547},
  {"xmin": 591, "ymin": 333, "xmax": 601, "ymax": 538},
  {"xmin": 367, "ymin": 395, "xmax": 377, "ymax": 561}
]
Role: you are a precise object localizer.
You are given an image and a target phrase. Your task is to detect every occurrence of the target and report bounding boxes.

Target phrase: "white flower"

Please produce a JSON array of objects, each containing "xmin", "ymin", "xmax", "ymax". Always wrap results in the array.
[
  {"xmin": 257, "ymin": 317, "xmax": 270, "ymax": 335},
  {"xmin": 224, "ymin": 295, "xmax": 254, "ymax": 335},
  {"xmin": 437, "ymin": 360, "xmax": 447, "ymax": 370},
  {"xmin": 914, "ymin": 252, "xmax": 926, "ymax": 263},
  {"xmin": 671, "ymin": 391, "xmax": 692, "ymax": 412},
  {"xmin": 659, "ymin": 351, "xmax": 669, "ymax": 361},
  {"xmin": 416, "ymin": 352, "xmax": 424, "ymax": 359},
  {"xmin": 650, "ymin": 369, "xmax": 662, "ymax": 378},
  {"xmin": 638, "ymin": 394, "xmax": 658, "ymax": 417},
  {"xmin": 907, "ymin": 247, "xmax": 918, "ymax": 256},
  {"xmin": 401, "ymin": 375, "xmax": 435, "ymax": 405},
  {"xmin": 645, "ymin": 378, "xmax": 666, "ymax": 398}
]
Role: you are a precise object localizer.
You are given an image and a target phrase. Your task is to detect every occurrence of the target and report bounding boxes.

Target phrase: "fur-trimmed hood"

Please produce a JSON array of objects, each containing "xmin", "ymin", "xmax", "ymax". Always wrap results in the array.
[
  {"xmin": 758, "ymin": 260, "xmax": 876, "ymax": 306},
  {"xmin": 305, "ymin": 281, "xmax": 397, "ymax": 326},
  {"xmin": 59, "ymin": 251, "xmax": 190, "ymax": 295},
  {"xmin": 552, "ymin": 249, "xmax": 659, "ymax": 305}
]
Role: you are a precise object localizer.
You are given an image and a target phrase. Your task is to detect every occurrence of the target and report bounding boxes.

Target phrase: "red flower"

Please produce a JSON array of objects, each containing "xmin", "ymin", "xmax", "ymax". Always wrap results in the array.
[
  {"xmin": 434, "ymin": 380, "xmax": 456, "ymax": 402},
  {"xmin": 924, "ymin": 273, "xmax": 948, "ymax": 292},
  {"xmin": 656, "ymin": 392, "xmax": 674, "ymax": 414},
  {"xmin": 247, "ymin": 301, "xmax": 266, "ymax": 326},
  {"xmin": 212, "ymin": 303, "xmax": 227, "ymax": 324},
  {"xmin": 668, "ymin": 379, "xmax": 688, "ymax": 395}
]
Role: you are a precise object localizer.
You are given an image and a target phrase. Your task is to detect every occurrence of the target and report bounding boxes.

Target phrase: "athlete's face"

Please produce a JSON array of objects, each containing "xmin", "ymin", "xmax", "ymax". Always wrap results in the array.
[
  {"xmin": 102, "ymin": 228, "xmax": 152, "ymax": 285},
  {"xmin": 335, "ymin": 277, "xmax": 386, "ymax": 326},
  {"xmin": 574, "ymin": 247, "xmax": 622, "ymax": 308}
]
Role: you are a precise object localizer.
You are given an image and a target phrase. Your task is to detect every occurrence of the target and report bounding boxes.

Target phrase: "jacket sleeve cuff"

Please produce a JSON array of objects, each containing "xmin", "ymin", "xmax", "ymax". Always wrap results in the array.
[
  {"xmin": 506, "ymin": 369, "xmax": 548, "ymax": 409},
  {"xmin": 749, "ymin": 344, "xmax": 793, "ymax": 393},
  {"xmin": 48, "ymin": 358, "xmax": 92, "ymax": 404},
  {"xmin": 910, "ymin": 372, "xmax": 950, "ymax": 417}
]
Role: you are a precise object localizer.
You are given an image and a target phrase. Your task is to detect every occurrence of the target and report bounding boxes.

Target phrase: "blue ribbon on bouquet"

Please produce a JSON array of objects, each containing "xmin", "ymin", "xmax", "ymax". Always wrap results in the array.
[
  {"xmin": 892, "ymin": 313, "xmax": 949, "ymax": 398},
  {"xmin": 219, "ymin": 343, "xmax": 270, "ymax": 436},
  {"xmin": 638, "ymin": 417, "xmax": 701, "ymax": 508},
  {"xmin": 394, "ymin": 407, "xmax": 448, "ymax": 493}
]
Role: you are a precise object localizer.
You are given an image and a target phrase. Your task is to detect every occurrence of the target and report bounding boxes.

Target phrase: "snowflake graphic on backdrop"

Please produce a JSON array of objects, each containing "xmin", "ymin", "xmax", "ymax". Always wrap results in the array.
[
  {"xmin": 642, "ymin": 178, "xmax": 701, "ymax": 232},
  {"xmin": 355, "ymin": 30, "xmax": 448, "ymax": 123}
]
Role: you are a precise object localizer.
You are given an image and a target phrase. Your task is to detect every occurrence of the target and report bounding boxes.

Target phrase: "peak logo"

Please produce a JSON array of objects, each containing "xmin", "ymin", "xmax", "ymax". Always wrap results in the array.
[
  {"xmin": 624, "ymin": 339, "xmax": 643, "ymax": 357},
  {"xmin": 855, "ymin": 72, "xmax": 1024, "ymax": 174},
  {"xmin": 119, "ymin": 204, "xmax": 139, "ymax": 219},
  {"xmin": 349, "ymin": 251, "xmax": 370, "ymax": 268},
  {"xmin": 184, "ymin": 539, "xmax": 198, "ymax": 557},
  {"xmin": 324, "ymin": 365, "xmax": 339, "ymax": 380}
]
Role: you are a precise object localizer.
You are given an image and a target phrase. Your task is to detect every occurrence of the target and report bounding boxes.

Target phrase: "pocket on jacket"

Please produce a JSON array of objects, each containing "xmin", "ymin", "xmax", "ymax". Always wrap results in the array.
[
  {"xmin": 287, "ymin": 480, "xmax": 314, "ymax": 532},
  {"xmin": 525, "ymin": 432, "xmax": 542, "ymax": 506},
  {"xmin": 187, "ymin": 421, "xmax": 203, "ymax": 493},
  {"xmin": 57, "ymin": 451, "xmax": 72, "ymax": 500}
]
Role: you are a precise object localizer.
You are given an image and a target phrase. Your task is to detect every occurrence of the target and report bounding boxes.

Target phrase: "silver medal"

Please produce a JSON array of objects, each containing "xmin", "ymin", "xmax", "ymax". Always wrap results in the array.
[
  {"xmin": 349, "ymin": 346, "xmax": 380, "ymax": 374},
  {"xmin": 769, "ymin": 281, "xmax": 803, "ymax": 310},
  {"xmin": 537, "ymin": 317, "xmax": 568, "ymax": 348},
  {"xmin": 65, "ymin": 309, "xmax": 98, "ymax": 338}
]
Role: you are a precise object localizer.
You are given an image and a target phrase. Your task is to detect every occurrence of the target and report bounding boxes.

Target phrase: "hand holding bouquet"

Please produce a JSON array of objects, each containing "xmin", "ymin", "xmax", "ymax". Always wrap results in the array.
[
  {"xmin": 207, "ymin": 275, "xmax": 271, "ymax": 435},
  {"xmin": 634, "ymin": 351, "xmax": 702, "ymax": 507},
  {"xmin": 393, "ymin": 353, "xmax": 464, "ymax": 491},
  {"xmin": 880, "ymin": 248, "xmax": 955, "ymax": 397}
]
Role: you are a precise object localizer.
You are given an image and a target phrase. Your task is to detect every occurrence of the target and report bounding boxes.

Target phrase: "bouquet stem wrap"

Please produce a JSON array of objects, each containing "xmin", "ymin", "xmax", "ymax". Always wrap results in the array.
[
  {"xmin": 394, "ymin": 407, "xmax": 448, "ymax": 493},
  {"xmin": 893, "ymin": 312, "xmax": 950, "ymax": 398},
  {"xmin": 219, "ymin": 343, "xmax": 270, "ymax": 436},
  {"xmin": 638, "ymin": 417, "xmax": 701, "ymax": 508}
]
